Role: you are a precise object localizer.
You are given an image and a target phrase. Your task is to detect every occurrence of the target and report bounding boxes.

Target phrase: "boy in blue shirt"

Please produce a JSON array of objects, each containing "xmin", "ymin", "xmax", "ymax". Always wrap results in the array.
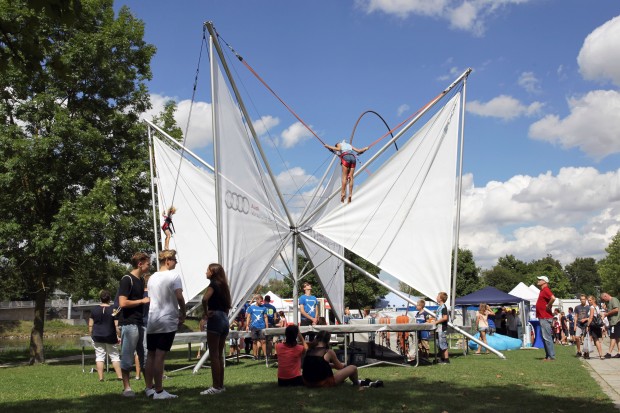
[
  {"xmin": 246, "ymin": 294, "xmax": 268, "ymax": 360},
  {"xmin": 432, "ymin": 292, "xmax": 450, "ymax": 364}
]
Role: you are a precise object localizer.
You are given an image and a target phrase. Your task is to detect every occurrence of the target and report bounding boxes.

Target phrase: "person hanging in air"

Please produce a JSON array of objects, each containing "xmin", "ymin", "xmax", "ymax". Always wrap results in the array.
[
  {"xmin": 324, "ymin": 140, "xmax": 369, "ymax": 203},
  {"xmin": 161, "ymin": 206, "xmax": 176, "ymax": 250}
]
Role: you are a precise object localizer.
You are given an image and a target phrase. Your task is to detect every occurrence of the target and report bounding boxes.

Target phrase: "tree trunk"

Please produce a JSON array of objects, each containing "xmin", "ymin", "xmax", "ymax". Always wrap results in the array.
[{"xmin": 29, "ymin": 287, "xmax": 46, "ymax": 364}]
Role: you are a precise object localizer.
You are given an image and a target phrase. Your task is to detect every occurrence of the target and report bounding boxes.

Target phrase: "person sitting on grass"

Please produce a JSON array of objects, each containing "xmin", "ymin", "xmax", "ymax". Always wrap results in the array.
[
  {"xmin": 276, "ymin": 325, "xmax": 307, "ymax": 387},
  {"xmin": 302, "ymin": 331, "xmax": 382, "ymax": 388}
]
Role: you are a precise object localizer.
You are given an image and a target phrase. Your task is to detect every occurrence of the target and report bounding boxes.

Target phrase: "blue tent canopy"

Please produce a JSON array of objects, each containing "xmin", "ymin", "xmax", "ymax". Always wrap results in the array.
[{"xmin": 455, "ymin": 286, "xmax": 525, "ymax": 306}]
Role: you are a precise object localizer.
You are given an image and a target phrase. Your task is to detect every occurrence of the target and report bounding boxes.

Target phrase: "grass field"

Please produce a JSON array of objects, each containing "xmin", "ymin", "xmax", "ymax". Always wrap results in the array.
[{"xmin": 0, "ymin": 341, "xmax": 613, "ymax": 413}]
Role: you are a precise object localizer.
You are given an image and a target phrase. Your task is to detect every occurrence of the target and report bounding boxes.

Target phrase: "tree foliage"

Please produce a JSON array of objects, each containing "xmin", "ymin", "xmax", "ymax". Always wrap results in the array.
[
  {"xmin": 152, "ymin": 100, "xmax": 183, "ymax": 142},
  {"xmin": 0, "ymin": 0, "xmax": 155, "ymax": 363},
  {"xmin": 599, "ymin": 231, "xmax": 620, "ymax": 296},
  {"xmin": 482, "ymin": 255, "xmax": 528, "ymax": 293},
  {"xmin": 454, "ymin": 248, "xmax": 481, "ymax": 296},
  {"xmin": 526, "ymin": 255, "xmax": 571, "ymax": 299},
  {"xmin": 565, "ymin": 257, "xmax": 600, "ymax": 297}
]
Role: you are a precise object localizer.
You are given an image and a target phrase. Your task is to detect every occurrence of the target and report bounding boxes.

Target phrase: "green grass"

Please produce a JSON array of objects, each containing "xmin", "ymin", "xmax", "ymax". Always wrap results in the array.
[{"xmin": 0, "ymin": 344, "xmax": 613, "ymax": 413}]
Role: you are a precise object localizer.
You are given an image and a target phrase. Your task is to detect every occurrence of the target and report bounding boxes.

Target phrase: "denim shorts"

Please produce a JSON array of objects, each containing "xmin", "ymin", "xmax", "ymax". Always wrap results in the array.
[
  {"xmin": 207, "ymin": 310, "xmax": 230, "ymax": 337},
  {"xmin": 120, "ymin": 324, "xmax": 146, "ymax": 371}
]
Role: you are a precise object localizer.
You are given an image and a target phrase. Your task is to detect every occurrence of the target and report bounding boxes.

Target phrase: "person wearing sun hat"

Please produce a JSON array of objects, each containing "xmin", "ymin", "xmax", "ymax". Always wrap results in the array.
[{"xmin": 536, "ymin": 275, "xmax": 557, "ymax": 361}]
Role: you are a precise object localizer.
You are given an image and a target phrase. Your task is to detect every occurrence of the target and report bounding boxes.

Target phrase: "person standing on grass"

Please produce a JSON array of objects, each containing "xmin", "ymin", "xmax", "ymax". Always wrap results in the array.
[
  {"xmin": 432, "ymin": 292, "xmax": 450, "ymax": 364},
  {"xmin": 474, "ymin": 303, "xmax": 493, "ymax": 354},
  {"xmin": 601, "ymin": 292, "xmax": 620, "ymax": 358},
  {"xmin": 263, "ymin": 295, "xmax": 278, "ymax": 359},
  {"xmin": 536, "ymin": 275, "xmax": 556, "ymax": 361},
  {"xmin": 118, "ymin": 252, "xmax": 150, "ymax": 397},
  {"xmin": 144, "ymin": 250, "xmax": 186, "ymax": 400},
  {"xmin": 246, "ymin": 294, "xmax": 268, "ymax": 360},
  {"xmin": 200, "ymin": 263, "xmax": 232, "ymax": 396},
  {"xmin": 89, "ymin": 289, "xmax": 122, "ymax": 381}
]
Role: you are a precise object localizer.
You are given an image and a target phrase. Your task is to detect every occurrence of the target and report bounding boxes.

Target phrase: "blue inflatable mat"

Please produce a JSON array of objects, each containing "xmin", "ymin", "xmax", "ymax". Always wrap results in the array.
[{"xmin": 468, "ymin": 332, "xmax": 521, "ymax": 351}]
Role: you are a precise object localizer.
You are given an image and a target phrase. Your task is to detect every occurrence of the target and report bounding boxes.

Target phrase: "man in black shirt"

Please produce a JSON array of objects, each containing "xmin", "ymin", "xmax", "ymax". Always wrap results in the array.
[{"xmin": 118, "ymin": 252, "xmax": 151, "ymax": 397}]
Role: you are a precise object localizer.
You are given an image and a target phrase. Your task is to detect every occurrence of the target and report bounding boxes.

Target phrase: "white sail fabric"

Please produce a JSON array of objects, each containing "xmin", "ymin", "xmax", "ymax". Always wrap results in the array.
[
  {"xmin": 153, "ymin": 136, "xmax": 217, "ymax": 301},
  {"xmin": 313, "ymin": 94, "xmax": 461, "ymax": 300},
  {"xmin": 212, "ymin": 58, "xmax": 290, "ymax": 311},
  {"xmin": 301, "ymin": 162, "xmax": 345, "ymax": 322}
]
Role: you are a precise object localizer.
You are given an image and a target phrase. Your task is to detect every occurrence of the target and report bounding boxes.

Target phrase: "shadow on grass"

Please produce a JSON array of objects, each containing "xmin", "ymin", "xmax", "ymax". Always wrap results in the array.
[{"xmin": 0, "ymin": 373, "xmax": 612, "ymax": 413}]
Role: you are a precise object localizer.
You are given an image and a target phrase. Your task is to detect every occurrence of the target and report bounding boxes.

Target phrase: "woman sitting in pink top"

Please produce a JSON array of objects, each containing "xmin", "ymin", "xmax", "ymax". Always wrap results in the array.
[{"xmin": 276, "ymin": 325, "xmax": 307, "ymax": 386}]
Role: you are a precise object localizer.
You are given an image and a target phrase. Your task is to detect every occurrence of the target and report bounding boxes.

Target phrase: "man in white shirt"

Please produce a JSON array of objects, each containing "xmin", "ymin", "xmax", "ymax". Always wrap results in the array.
[{"xmin": 144, "ymin": 250, "xmax": 186, "ymax": 400}]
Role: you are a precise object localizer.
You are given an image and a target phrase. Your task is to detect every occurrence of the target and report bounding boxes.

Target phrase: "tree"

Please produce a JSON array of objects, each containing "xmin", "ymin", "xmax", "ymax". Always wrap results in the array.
[
  {"xmin": 454, "ymin": 248, "xmax": 481, "ymax": 297},
  {"xmin": 152, "ymin": 100, "xmax": 183, "ymax": 142},
  {"xmin": 481, "ymin": 255, "xmax": 528, "ymax": 292},
  {"xmin": 0, "ymin": 1, "xmax": 155, "ymax": 363},
  {"xmin": 343, "ymin": 250, "xmax": 389, "ymax": 312},
  {"xmin": 599, "ymin": 231, "xmax": 620, "ymax": 296},
  {"xmin": 526, "ymin": 255, "xmax": 571, "ymax": 299},
  {"xmin": 564, "ymin": 257, "xmax": 600, "ymax": 297}
]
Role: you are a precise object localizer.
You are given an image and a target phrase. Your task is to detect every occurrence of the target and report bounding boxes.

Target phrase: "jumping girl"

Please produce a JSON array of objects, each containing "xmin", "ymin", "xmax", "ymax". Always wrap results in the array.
[
  {"xmin": 324, "ymin": 140, "xmax": 369, "ymax": 203},
  {"xmin": 161, "ymin": 206, "xmax": 176, "ymax": 250}
]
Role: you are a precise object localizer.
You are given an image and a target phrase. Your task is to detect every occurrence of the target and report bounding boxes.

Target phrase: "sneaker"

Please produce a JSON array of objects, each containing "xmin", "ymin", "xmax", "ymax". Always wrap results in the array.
[
  {"xmin": 359, "ymin": 378, "xmax": 372, "ymax": 387},
  {"xmin": 122, "ymin": 389, "xmax": 136, "ymax": 397},
  {"xmin": 604, "ymin": 353, "xmax": 612, "ymax": 359},
  {"xmin": 153, "ymin": 389, "xmax": 178, "ymax": 400},
  {"xmin": 370, "ymin": 380, "xmax": 384, "ymax": 388},
  {"xmin": 613, "ymin": 354, "xmax": 620, "ymax": 359},
  {"xmin": 438, "ymin": 359, "xmax": 450, "ymax": 364},
  {"xmin": 583, "ymin": 353, "xmax": 590, "ymax": 359},
  {"xmin": 575, "ymin": 352, "xmax": 582, "ymax": 357},
  {"xmin": 200, "ymin": 387, "xmax": 225, "ymax": 395},
  {"xmin": 145, "ymin": 388, "xmax": 156, "ymax": 398}
]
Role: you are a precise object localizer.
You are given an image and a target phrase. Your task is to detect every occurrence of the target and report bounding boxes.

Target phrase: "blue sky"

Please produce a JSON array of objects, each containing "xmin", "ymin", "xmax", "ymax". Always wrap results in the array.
[{"xmin": 118, "ymin": 1, "xmax": 620, "ymax": 270}]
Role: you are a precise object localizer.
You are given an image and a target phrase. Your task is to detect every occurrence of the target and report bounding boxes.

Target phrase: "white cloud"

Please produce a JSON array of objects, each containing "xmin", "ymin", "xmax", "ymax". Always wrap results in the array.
[
  {"xmin": 357, "ymin": 0, "xmax": 532, "ymax": 36},
  {"xmin": 253, "ymin": 115, "xmax": 280, "ymax": 136},
  {"xmin": 141, "ymin": 93, "xmax": 212, "ymax": 150},
  {"xmin": 280, "ymin": 122, "xmax": 313, "ymax": 148},
  {"xmin": 577, "ymin": 15, "xmax": 620, "ymax": 86},
  {"xmin": 397, "ymin": 104, "xmax": 410, "ymax": 116},
  {"xmin": 518, "ymin": 71, "xmax": 541, "ymax": 94},
  {"xmin": 459, "ymin": 168, "xmax": 620, "ymax": 269},
  {"xmin": 467, "ymin": 95, "xmax": 543, "ymax": 120},
  {"xmin": 529, "ymin": 90, "xmax": 620, "ymax": 160}
]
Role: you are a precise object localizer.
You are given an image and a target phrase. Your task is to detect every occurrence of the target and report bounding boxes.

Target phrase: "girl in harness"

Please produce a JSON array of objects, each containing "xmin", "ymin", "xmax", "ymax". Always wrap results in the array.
[
  {"xmin": 324, "ymin": 140, "xmax": 369, "ymax": 203},
  {"xmin": 161, "ymin": 206, "xmax": 176, "ymax": 250}
]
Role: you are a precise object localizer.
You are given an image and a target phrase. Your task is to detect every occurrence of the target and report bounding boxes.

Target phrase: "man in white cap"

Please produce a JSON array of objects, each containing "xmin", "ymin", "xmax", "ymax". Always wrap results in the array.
[{"xmin": 536, "ymin": 275, "xmax": 556, "ymax": 361}]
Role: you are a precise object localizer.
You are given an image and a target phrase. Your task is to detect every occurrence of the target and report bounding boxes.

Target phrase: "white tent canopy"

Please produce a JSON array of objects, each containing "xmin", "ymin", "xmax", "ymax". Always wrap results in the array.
[
  {"xmin": 509, "ymin": 282, "xmax": 539, "ymax": 302},
  {"xmin": 264, "ymin": 291, "xmax": 292, "ymax": 311}
]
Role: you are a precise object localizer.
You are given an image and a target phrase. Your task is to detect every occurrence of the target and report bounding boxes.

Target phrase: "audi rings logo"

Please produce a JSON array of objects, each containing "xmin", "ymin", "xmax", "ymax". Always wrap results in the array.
[{"xmin": 225, "ymin": 191, "xmax": 250, "ymax": 214}]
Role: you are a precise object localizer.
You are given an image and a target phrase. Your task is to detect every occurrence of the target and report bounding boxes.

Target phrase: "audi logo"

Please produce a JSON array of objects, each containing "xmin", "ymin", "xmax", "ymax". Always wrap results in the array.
[{"xmin": 225, "ymin": 190, "xmax": 250, "ymax": 214}]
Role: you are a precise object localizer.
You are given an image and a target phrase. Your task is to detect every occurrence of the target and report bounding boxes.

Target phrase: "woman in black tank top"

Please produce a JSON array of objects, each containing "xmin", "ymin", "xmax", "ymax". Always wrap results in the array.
[{"xmin": 302, "ymin": 331, "xmax": 360, "ymax": 388}]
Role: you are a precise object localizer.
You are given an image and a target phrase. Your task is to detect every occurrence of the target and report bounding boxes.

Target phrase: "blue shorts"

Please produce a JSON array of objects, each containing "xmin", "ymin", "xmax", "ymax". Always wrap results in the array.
[
  {"xmin": 341, "ymin": 154, "xmax": 356, "ymax": 168},
  {"xmin": 207, "ymin": 310, "xmax": 230, "ymax": 337}
]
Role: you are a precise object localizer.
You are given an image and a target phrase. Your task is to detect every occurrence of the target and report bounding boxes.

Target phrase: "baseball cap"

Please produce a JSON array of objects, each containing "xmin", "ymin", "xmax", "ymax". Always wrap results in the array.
[{"xmin": 537, "ymin": 275, "xmax": 549, "ymax": 283}]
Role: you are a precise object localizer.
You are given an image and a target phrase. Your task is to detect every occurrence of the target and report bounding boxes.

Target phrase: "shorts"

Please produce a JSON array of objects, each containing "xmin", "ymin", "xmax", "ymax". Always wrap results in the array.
[
  {"xmin": 589, "ymin": 325, "xmax": 603, "ymax": 340},
  {"xmin": 478, "ymin": 326, "xmax": 488, "ymax": 332},
  {"xmin": 304, "ymin": 375, "xmax": 336, "ymax": 388},
  {"xmin": 436, "ymin": 330, "xmax": 448, "ymax": 351},
  {"xmin": 250, "ymin": 327, "xmax": 265, "ymax": 341},
  {"xmin": 576, "ymin": 325, "xmax": 585, "ymax": 337},
  {"xmin": 569, "ymin": 327, "xmax": 576, "ymax": 336},
  {"xmin": 278, "ymin": 376, "xmax": 304, "ymax": 387},
  {"xmin": 120, "ymin": 324, "xmax": 146, "ymax": 371},
  {"xmin": 341, "ymin": 154, "xmax": 356, "ymax": 168},
  {"xmin": 147, "ymin": 331, "xmax": 176, "ymax": 352},
  {"xmin": 610, "ymin": 323, "xmax": 620, "ymax": 340},
  {"xmin": 93, "ymin": 341, "xmax": 121, "ymax": 363},
  {"xmin": 207, "ymin": 310, "xmax": 230, "ymax": 337}
]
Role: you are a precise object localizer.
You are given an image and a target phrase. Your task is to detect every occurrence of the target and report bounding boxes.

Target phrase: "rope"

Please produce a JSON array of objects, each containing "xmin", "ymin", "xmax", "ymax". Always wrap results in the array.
[
  {"xmin": 349, "ymin": 110, "xmax": 398, "ymax": 152},
  {"xmin": 170, "ymin": 26, "xmax": 208, "ymax": 207},
  {"xmin": 216, "ymin": 32, "xmax": 327, "ymax": 147}
]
